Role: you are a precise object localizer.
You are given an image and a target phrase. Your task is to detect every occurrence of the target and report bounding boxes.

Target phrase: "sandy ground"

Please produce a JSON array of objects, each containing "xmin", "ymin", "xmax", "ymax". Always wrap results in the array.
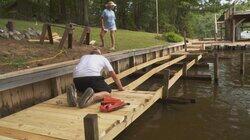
[{"xmin": 0, "ymin": 39, "xmax": 109, "ymax": 74}]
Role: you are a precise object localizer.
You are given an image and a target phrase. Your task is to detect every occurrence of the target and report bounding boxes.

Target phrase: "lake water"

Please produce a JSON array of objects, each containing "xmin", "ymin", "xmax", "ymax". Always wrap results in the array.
[{"xmin": 116, "ymin": 51, "xmax": 250, "ymax": 140}]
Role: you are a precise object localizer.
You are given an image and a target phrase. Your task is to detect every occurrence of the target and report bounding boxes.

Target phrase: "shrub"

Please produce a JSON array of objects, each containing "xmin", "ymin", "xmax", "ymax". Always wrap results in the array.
[{"xmin": 163, "ymin": 32, "xmax": 183, "ymax": 43}]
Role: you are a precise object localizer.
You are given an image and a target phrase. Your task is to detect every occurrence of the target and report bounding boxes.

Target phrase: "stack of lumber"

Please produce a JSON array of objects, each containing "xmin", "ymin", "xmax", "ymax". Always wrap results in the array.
[{"xmin": 28, "ymin": 32, "xmax": 62, "ymax": 43}]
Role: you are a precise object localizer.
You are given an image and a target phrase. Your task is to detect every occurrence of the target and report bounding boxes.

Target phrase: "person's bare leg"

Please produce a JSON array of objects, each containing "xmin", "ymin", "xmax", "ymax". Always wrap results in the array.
[
  {"xmin": 99, "ymin": 29, "xmax": 106, "ymax": 47},
  {"xmin": 110, "ymin": 30, "xmax": 115, "ymax": 49},
  {"xmin": 92, "ymin": 91, "xmax": 110, "ymax": 102}
]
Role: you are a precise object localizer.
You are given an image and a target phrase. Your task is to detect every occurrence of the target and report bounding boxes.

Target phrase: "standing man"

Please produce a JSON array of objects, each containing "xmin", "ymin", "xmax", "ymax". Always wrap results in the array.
[
  {"xmin": 67, "ymin": 49, "xmax": 124, "ymax": 108},
  {"xmin": 100, "ymin": 1, "xmax": 117, "ymax": 50}
]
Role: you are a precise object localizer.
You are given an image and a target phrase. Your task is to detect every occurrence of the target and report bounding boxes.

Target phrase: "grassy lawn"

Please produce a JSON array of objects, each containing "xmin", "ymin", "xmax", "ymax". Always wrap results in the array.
[{"xmin": 0, "ymin": 19, "xmax": 166, "ymax": 51}]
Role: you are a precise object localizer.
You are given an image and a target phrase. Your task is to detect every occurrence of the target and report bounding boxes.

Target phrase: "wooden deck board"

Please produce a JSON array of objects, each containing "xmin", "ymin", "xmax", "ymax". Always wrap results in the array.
[{"xmin": 0, "ymin": 90, "xmax": 159, "ymax": 140}]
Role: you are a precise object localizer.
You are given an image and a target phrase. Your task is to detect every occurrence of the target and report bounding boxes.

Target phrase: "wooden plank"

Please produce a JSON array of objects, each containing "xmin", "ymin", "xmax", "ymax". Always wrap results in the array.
[
  {"xmin": 0, "ymin": 135, "xmax": 17, "ymax": 140},
  {"xmin": 105, "ymin": 55, "xmax": 171, "ymax": 85},
  {"xmin": 101, "ymin": 88, "xmax": 162, "ymax": 140},
  {"xmin": 125, "ymin": 55, "xmax": 187, "ymax": 90},
  {"xmin": 0, "ymin": 126, "xmax": 63, "ymax": 140},
  {"xmin": 240, "ymin": 53, "xmax": 245, "ymax": 75}
]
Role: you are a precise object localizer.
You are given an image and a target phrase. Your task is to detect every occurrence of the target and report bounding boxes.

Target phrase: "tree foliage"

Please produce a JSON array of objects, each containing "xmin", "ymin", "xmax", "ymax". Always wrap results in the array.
[{"xmin": 0, "ymin": 0, "xmax": 248, "ymax": 38}]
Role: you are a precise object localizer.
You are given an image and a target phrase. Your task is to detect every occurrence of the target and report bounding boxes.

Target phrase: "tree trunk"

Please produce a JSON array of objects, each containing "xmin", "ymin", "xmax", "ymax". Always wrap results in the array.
[
  {"xmin": 83, "ymin": 0, "xmax": 89, "ymax": 26},
  {"xmin": 59, "ymin": 0, "xmax": 66, "ymax": 22}
]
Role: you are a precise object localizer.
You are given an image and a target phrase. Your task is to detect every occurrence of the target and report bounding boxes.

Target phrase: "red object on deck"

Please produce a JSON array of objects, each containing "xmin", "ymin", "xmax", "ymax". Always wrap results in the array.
[{"xmin": 99, "ymin": 96, "xmax": 129, "ymax": 112}]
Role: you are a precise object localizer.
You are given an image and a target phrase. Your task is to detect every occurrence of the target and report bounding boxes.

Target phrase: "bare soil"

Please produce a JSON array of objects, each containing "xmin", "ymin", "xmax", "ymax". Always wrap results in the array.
[{"xmin": 0, "ymin": 39, "xmax": 109, "ymax": 74}]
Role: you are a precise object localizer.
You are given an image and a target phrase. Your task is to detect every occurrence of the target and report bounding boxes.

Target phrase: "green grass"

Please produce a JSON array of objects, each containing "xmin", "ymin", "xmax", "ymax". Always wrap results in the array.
[{"xmin": 0, "ymin": 19, "xmax": 166, "ymax": 51}]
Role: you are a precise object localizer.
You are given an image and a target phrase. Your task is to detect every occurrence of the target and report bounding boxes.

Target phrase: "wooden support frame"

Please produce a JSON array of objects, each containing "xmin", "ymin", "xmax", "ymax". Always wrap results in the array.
[
  {"xmin": 79, "ymin": 27, "xmax": 91, "ymax": 45},
  {"xmin": 124, "ymin": 55, "xmax": 187, "ymax": 90},
  {"xmin": 105, "ymin": 55, "xmax": 171, "ymax": 85},
  {"xmin": 84, "ymin": 114, "xmax": 99, "ymax": 140}
]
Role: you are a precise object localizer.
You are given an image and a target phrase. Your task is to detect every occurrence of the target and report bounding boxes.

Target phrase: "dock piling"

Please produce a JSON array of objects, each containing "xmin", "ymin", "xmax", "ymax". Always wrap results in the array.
[
  {"xmin": 162, "ymin": 69, "xmax": 170, "ymax": 99},
  {"xmin": 84, "ymin": 114, "xmax": 99, "ymax": 140},
  {"xmin": 214, "ymin": 53, "xmax": 219, "ymax": 84},
  {"xmin": 240, "ymin": 53, "xmax": 245, "ymax": 75}
]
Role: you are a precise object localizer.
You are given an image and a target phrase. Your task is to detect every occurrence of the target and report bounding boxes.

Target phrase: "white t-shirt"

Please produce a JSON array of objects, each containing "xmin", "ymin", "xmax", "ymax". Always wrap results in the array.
[{"xmin": 73, "ymin": 55, "xmax": 114, "ymax": 78}]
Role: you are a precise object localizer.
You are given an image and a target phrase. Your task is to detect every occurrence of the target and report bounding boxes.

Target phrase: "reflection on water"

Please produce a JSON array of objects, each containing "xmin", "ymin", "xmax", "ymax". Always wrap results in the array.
[{"xmin": 116, "ymin": 51, "xmax": 250, "ymax": 140}]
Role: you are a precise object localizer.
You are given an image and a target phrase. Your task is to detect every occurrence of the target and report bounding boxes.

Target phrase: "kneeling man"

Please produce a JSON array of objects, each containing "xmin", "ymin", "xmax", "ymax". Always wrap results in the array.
[{"xmin": 67, "ymin": 49, "xmax": 124, "ymax": 108}]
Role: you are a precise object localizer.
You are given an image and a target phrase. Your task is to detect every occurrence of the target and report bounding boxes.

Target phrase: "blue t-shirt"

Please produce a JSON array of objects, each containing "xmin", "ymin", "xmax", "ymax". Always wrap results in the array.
[{"xmin": 102, "ymin": 9, "xmax": 116, "ymax": 29}]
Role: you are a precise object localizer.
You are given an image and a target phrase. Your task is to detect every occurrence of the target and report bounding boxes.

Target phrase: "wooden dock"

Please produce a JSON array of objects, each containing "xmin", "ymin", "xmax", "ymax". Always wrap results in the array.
[{"xmin": 0, "ymin": 52, "xmax": 203, "ymax": 140}]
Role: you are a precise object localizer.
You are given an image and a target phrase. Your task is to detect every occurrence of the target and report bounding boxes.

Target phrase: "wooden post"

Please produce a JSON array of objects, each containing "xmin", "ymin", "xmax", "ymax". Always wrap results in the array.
[
  {"xmin": 47, "ymin": 25, "xmax": 53, "ymax": 44},
  {"xmin": 79, "ymin": 27, "xmax": 91, "ymax": 45},
  {"xmin": 214, "ymin": 14, "xmax": 218, "ymax": 41},
  {"xmin": 232, "ymin": 19, "xmax": 236, "ymax": 43},
  {"xmin": 184, "ymin": 31, "xmax": 187, "ymax": 52},
  {"xmin": 40, "ymin": 24, "xmax": 47, "ymax": 44},
  {"xmin": 6, "ymin": 20, "xmax": 14, "ymax": 32},
  {"xmin": 129, "ymin": 56, "xmax": 135, "ymax": 68},
  {"xmin": 84, "ymin": 114, "xmax": 99, "ymax": 140},
  {"xmin": 68, "ymin": 24, "xmax": 73, "ymax": 49},
  {"xmin": 113, "ymin": 61, "xmax": 120, "ymax": 74},
  {"xmin": 51, "ymin": 77, "xmax": 62, "ymax": 97},
  {"xmin": 59, "ymin": 26, "xmax": 69, "ymax": 49},
  {"xmin": 162, "ymin": 69, "xmax": 170, "ymax": 99},
  {"xmin": 214, "ymin": 53, "xmax": 219, "ymax": 84},
  {"xmin": 183, "ymin": 62, "xmax": 188, "ymax": 77},
  {"xmin": 240, "ymin": 53, "xmax": 245, "ymax": 75}
]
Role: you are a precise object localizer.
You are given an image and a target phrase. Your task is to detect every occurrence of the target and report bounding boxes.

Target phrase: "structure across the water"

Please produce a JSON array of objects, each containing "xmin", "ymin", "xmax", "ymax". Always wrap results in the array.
[
  {"xmin": 216, "ymin": 4, "xmax": 250, "ymax": 42},
  {"xmin": 0, "ymin": 43, "xmax": 209, "ymax": 140}
]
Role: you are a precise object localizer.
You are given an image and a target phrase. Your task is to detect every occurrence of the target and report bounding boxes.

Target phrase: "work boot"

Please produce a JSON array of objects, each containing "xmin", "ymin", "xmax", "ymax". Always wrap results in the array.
[
  {"xmin": 66, "ymin": 84, "xmax": 77, "ymax": 107},
  {"xmin": 78, "ymin": 88, "xmax": 95, "ymax": 108}
]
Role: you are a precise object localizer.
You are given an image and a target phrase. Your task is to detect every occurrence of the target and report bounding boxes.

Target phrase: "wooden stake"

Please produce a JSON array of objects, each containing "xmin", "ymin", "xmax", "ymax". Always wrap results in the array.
[
  {"xmin": 59, "ymin": 27, "xmax": 69, "ymax": 49},
  {"xmin": 47, "ymin": 25, "xmax": 53, "ymax": 44},
  {"xmin": 162, "ymin": 69, "xmax": 170, "ymax": 99},
  {"xmin": 214, "ymin": 53, "xmax": 219, "ymax": 84},
  {"xmin": 40, "ymin": 24, "xmax": 47, "ymax": 44},
  {"xmin": 240, "ymin": 53, "xmax": 245, "ymax": 75},
  {"xmin": 84, "ymin": 114, "xmax": 99, "ymax": 140}
]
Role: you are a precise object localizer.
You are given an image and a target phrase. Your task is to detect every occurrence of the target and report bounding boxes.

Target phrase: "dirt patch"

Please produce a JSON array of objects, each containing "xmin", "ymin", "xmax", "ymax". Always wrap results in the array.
[{"xmin": 0, "ymin": 39, "xmax": 109, "ymax": 74}]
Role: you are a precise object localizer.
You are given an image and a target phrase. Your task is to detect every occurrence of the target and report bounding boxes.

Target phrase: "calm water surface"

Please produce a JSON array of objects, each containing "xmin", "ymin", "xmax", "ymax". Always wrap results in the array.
[{"xmin": 116, "ymin": 51, "xmax": 250, "ymax": 140}]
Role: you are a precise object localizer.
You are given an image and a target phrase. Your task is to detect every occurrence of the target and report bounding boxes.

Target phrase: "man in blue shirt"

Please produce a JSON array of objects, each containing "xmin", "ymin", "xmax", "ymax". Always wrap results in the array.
[{"xmin": 100, "ymin": 1, "xmax": 117, "ymax": 50}]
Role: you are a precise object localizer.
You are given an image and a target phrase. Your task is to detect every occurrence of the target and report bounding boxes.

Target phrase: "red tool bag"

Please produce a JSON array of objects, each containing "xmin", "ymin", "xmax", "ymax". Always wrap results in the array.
[{"xmin": 99, "ymin": 96, "xmax": 130, "ymax": 112}]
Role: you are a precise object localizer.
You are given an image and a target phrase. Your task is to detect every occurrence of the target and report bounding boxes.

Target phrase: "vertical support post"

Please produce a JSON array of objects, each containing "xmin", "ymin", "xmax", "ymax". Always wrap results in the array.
[
  {"xmin": 113, "ymin": 61, "xmax": 120, "ymax": 74},
  {"xmin": 240, "ymin": 52, "xmax": 245, "ymax": 75},
  {"xmin": 51, "ymin": 77, "xmax": 62, "ymax": 97},
  {"xmin": 68, "ymin": 24, "xmax": 73, "ymax": 49},
  {"xmin": 162, "ymin": 69, "xmax": 170, "ymax": 99},
  {"xmin": 47, "ymin": 24, "xmax": 54, "ymax": 44},
  {"xmin": 160, "ymin": 50, "xmax": 164, "ymax": 57},
  {"xmin": 214, "ymin": 53, "xmax": 219, "ymax": 84},
  {"xmin": 129, "ymin": 56, "xmax": 135, "ymax": 68},
  {"xmin": 214, "ymin": 14, "xmax": 218, "ymax": 41},
  {"xmin": 232, "ymin": 19, "xmax": 236, "ymax": 43},
  {"xmin": 184, "ymin": 31, "xmax": 187, "ymax": 52},
  {"xmin": 84, "ymin": 114, "xmax": 99, "ymax": 140},
  {"xmin": 183, "ymin": 62, "xmax": 188, "ymax": 77}
]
